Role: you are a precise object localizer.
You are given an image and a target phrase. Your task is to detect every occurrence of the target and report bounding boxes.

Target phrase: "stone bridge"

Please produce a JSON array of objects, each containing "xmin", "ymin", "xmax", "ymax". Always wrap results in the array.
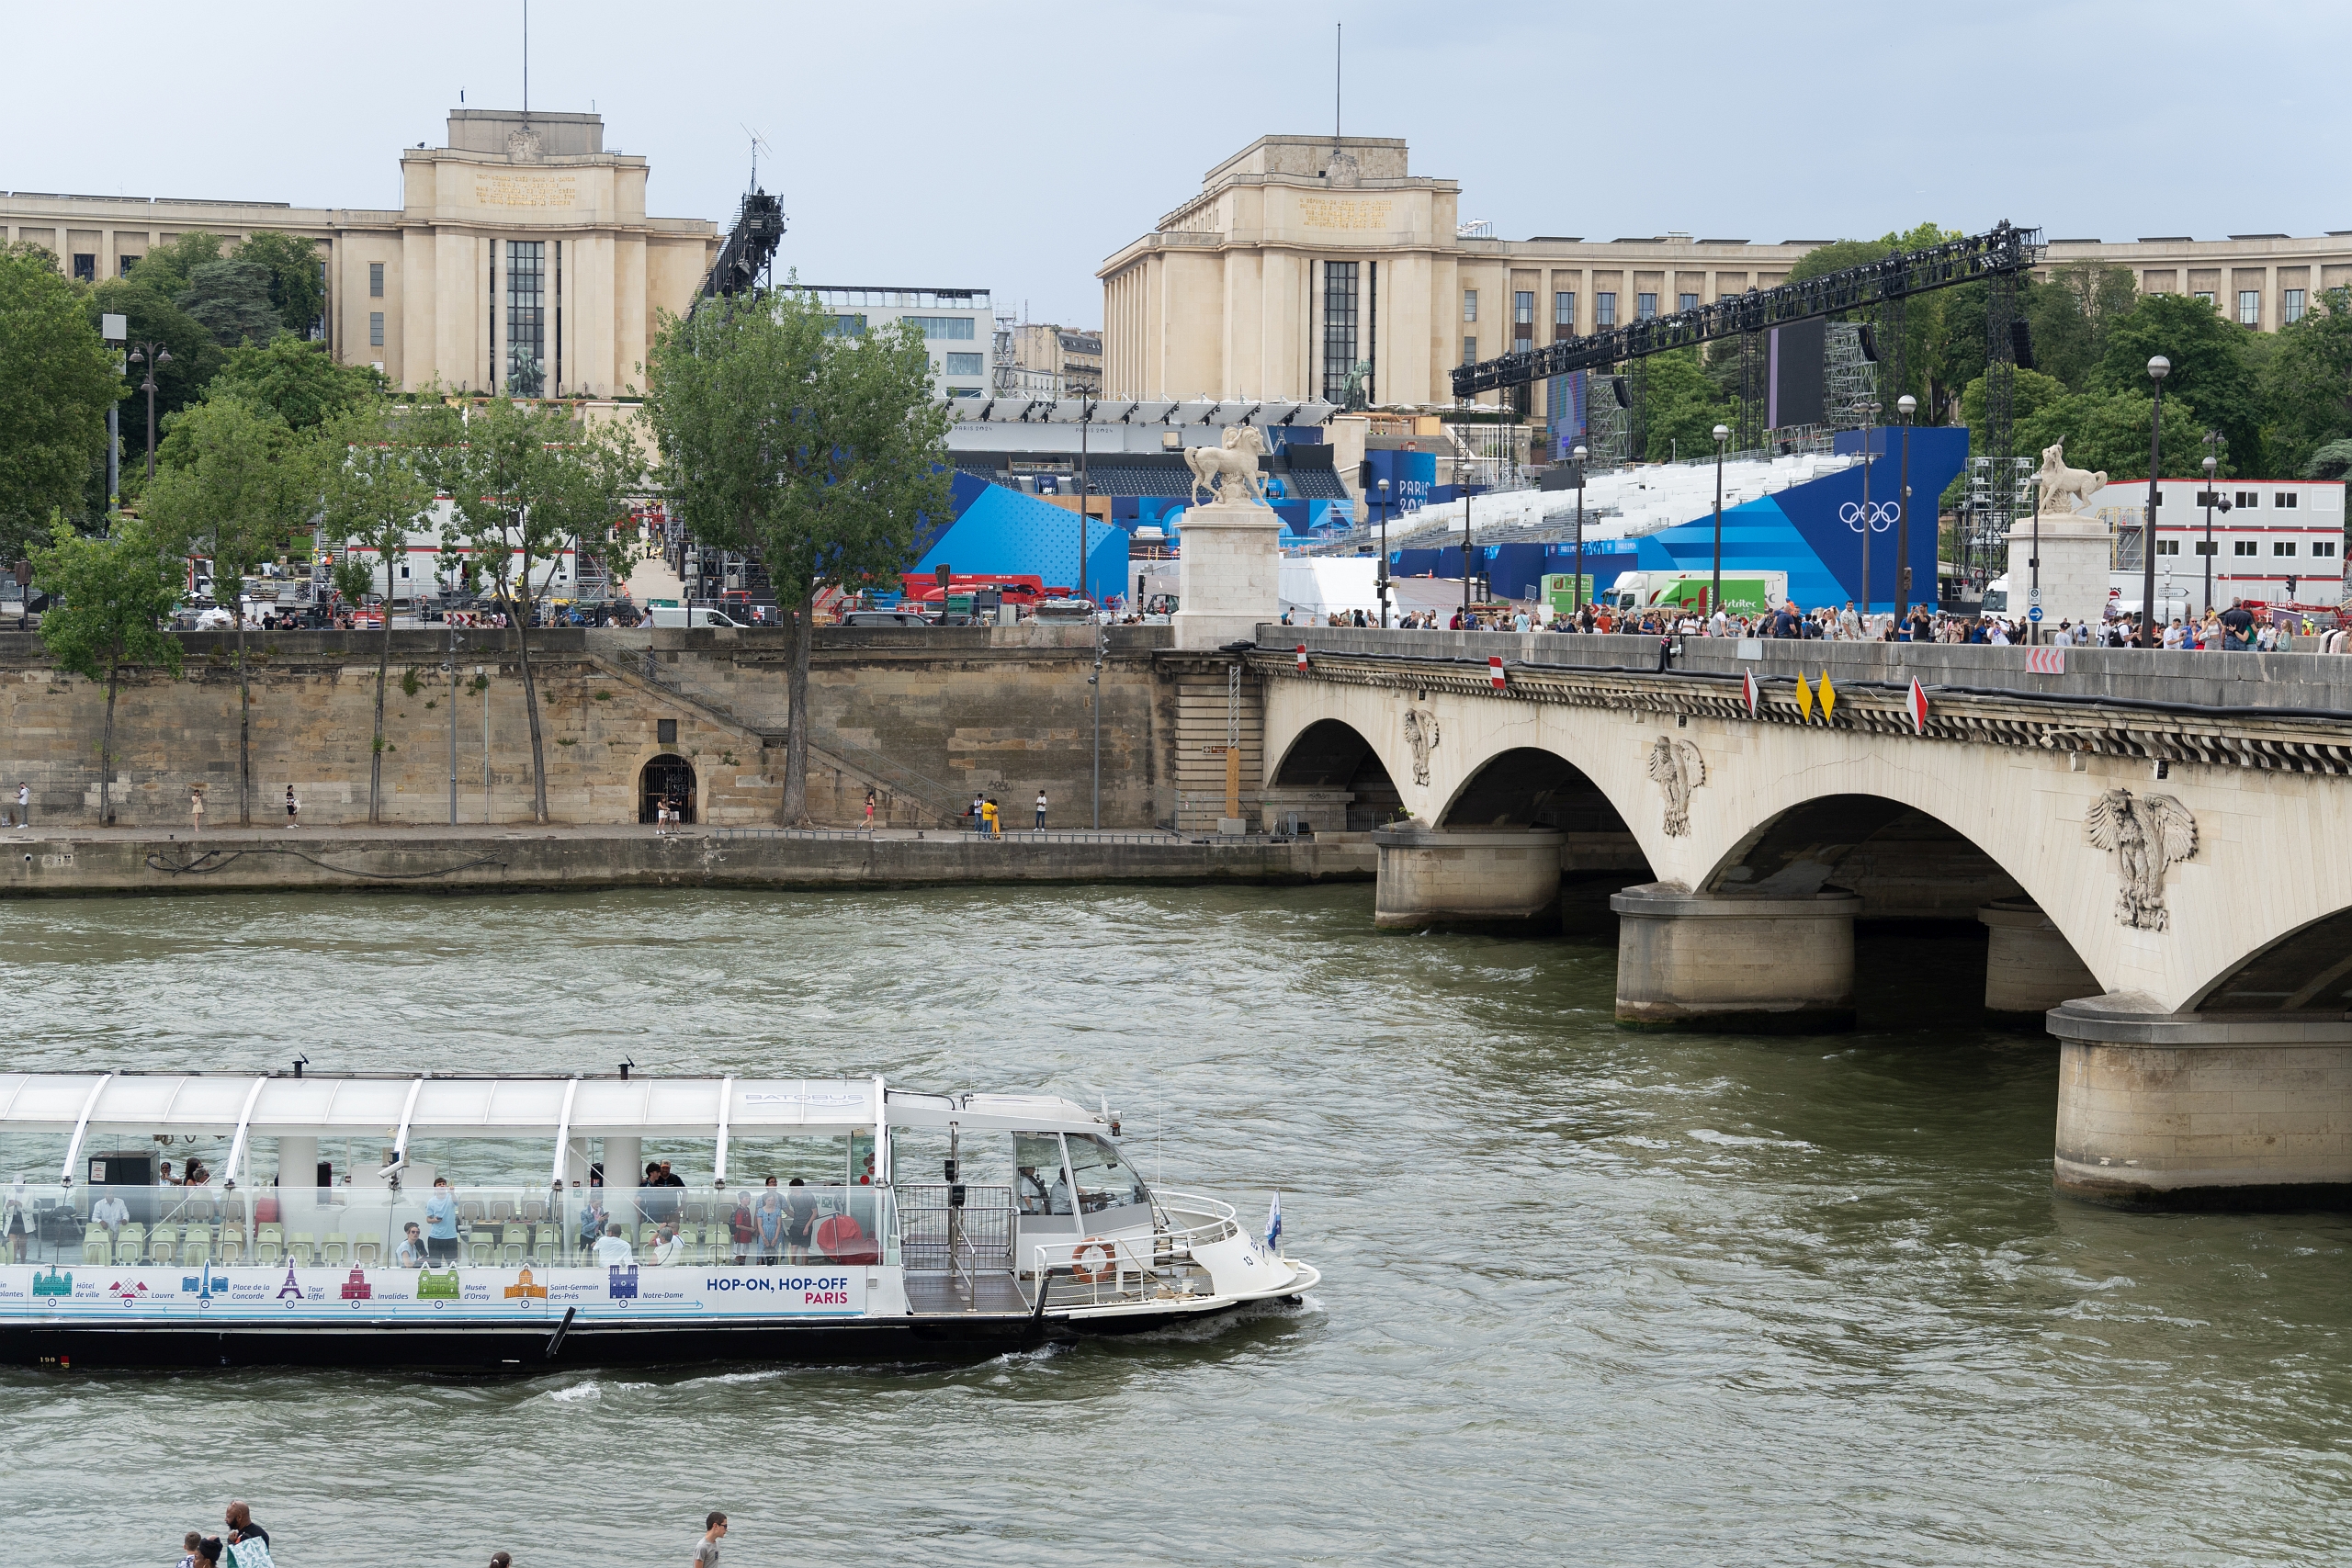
[{"xmin": 1250, "ymin": 626, "xmax": 2352, "ymax": 1212}]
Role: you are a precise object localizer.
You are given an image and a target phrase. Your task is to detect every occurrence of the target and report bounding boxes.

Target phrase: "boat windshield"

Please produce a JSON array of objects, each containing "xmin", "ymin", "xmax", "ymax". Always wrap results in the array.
[
  {"xmin": 1012, "ymin": 1134, "xmax": 1070, "ymax": 1215},
  {"xmin": 1066, "ymin": 1134, "xmax": 1150, "ymax": 1217}
]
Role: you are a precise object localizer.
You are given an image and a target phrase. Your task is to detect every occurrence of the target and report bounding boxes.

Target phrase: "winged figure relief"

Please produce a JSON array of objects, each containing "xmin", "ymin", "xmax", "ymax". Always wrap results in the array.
[
  {"xmin": 1646, "ymin": 737, "xmax": 1706, "ymax": 837},
  {"xmin": 1401, "ymin": 709, "xmax": 1441, "ymax": 786},
  {"xmin": 2083, "ymin": 788, "xmax": 2198, "ymax": 931}
]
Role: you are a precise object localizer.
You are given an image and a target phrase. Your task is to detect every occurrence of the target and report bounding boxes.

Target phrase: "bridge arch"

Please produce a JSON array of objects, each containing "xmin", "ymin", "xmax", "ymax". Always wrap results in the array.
[
  {"xmin": 1433, "ymin": 745, "xmax": 1652, "ymax": 879},
  {"xmin": 1265, "ymin": 717, "xmax": 1405, "ymax": 833},
  {"xmin": 1700, "ymin": 792, "xmax": 2029, "ymax": 923},
  {"xmin": 2187, "ymin": 904, "xmax": 2352, "ymax": 1012}
]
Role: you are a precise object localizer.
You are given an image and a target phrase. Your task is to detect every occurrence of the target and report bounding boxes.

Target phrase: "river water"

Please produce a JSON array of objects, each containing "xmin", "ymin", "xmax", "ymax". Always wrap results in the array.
[{"xmin": 5, "ymin": 885, "xmax": 2351, "ymax": 1566}]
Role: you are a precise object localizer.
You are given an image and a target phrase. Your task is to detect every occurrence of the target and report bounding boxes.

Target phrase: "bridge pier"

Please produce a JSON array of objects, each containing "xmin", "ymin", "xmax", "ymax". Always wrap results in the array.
[
  {"xmin": 1977, "ymin": 899, "xmax": 2100, "ymax": 1025},
  {"xmin": 2051, "ymin": 994, "xmax": 2352, "ymax": 1209},
  {"xmin": 1609, "ymin": 884, "xmax": 1860, "ymax": 1032},
  {"xmin": 1372, "ymin": 825, "xmax": 1565, "ymax": 932}
]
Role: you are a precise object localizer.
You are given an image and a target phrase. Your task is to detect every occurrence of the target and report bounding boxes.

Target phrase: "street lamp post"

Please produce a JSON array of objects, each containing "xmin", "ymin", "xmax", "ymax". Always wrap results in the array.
[
  {"xmin": 1374, "ymin": 478, "xmax": 1391, "ymax": 627},
  {"xmin": 1709, "ymin": 423, "xmax": 1730, "ymax": 618},
  {"xmin": 1462, "ymin": 490, "xmax": 1475, "ymax": 624},
  {"xmin": 127, "ymin": 343, "xmax": 173, "ymax": 482},
  {"xmin": 2143, "ymin": 355, "xmax": 2170, "ymax": 648},
  {"xmin": 1895, "ymin": 394, "xmax": 1917, "ymax": 629},
  {"xmin": 1572, "ymin": 445, "xmax": 1588, "ymax": 618},
  {"xmin": 2201, "ymin": 453, "xmax": 2218, "ymax": 620}
]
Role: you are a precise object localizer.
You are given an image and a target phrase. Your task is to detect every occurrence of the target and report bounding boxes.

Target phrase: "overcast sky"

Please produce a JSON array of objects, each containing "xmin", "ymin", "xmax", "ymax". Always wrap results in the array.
[{"xmin": 8, "ymin": 1, "xmax": 2347, "ymax": 327}]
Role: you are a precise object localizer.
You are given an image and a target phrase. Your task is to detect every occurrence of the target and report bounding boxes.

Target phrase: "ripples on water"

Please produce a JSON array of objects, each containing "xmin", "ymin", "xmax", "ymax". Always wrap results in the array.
[{"xmin": 5, "ymin": 888, "xmax": 2350, "ymax": 1566}]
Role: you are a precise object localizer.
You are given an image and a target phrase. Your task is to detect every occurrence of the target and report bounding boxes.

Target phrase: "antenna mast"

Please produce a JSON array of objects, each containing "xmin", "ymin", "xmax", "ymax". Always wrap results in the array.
[
  {"xmin": 523, "ymin": 0, "xmax": 529, "ymax": 115},
  {"xmin": 1334, "ymin": 23, "xmax": 1341, "ymax": 142}
]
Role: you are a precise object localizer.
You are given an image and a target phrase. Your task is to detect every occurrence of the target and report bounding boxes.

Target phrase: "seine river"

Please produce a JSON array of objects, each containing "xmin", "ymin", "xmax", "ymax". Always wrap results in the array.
[{"xmin": 6, "ymin": 886, "xmax": 2351, "ymax": 1565}]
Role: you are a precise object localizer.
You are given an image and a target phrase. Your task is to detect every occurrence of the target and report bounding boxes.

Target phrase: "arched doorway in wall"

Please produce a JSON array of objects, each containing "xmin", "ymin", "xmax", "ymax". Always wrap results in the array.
[{"xmin": 639, "ymin": 757, "xmax": 697, "ymax": 824}]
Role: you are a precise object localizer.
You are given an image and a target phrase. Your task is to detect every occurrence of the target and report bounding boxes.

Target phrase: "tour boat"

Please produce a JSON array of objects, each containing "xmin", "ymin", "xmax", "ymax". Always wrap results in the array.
[{"xmin": 0, "ymin": 1071, "xmax": 1317, "ymax": 1369}]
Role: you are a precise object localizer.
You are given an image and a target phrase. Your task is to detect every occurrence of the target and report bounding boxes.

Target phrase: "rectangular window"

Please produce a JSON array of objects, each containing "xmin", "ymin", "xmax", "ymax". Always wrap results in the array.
[
  {"xmin": 2195, "ymin": 491, "xmax": 2220, "ymax": 506},
  {"xmin": 2234, "ymin": 539, "xmax": 2258, "ymax": 557},
  {"xmin": 2314, "ymin": 541, "xmax": 2338, "ymax": 558},
  {"xmin": 1679, "ymin": 292, "xmax": 1699, "ymax": 312},
  {"xmin": 1596, "ymin": 292, "xmax": 1617, "ymax": 327},
  {"xmin": 657, "ymin": 718, "xmax": 677, "ymax": 744},
  {"xmin": 2156, "ymin": 539, "xmax": 2180, "ymax": 556},
  {"xmin": 904, "ymin": 315, "xmax": 976, "ymax": 340},
  {"xmin": 1322, "ymin": 260, "xmax": 1360, "ymax": 403},
  {"xmin": 825, "ymin": 314, "xmax": 866, "ymax": 337},
  {"xmin": 2277, "ymin": 491, "xmax": 2300, "ymax": 509},
  {"xmin": 1462, "ymin": 336, "xmax": 1477, "ymax": 366},
  {"xmin": 943, "ymin": 352, "xmax": 982, "ymax": 376},
  {"xmin": 2194, "ymin": 290, "xmax": 2215, "ymax": 305},
  {"xmin": 2238, "ymin": 290, "xmax": 2261, "ymax": 326},
  {"xmin": 2236, "ymin": 491, "xmax": 2260, "ymax": 508},
  {"xmin": 503, "ymin": 239, "xmax": 546, "ymax": 396},
  {"xmin": 369, "ymin": 262, "xmax": 384, "ymax": 298},
  {"xmin": 2274, "ymin": 540, "xmax": 2298, "ymax": 556},
  {"xmin": 2194, "ymin": 539, "xmax": 2217, "ymax": 556},
  {"xmin": 1463, "ymin": 289, "xmax": 1478, "ymax": 323},
  {"xmin": 1555, "ymin": 291, "xmax": 1575, "ymax": 329},
  {"xmin": 369, "ymin": 311, "xmax": 385, "ymax": 347},
  {"xmin": 1513, "ymin": 290, "xmax": 1533, "ymax": 325},
  {"xmin": 1636, "ymin": 292, "xmax": 1658, "ymax": 320},
  {"xmin": 119, "ymin": 254, "xmax": 138, "ymax": 276},
  {"xmin": 947, "ymin": 387, "xmax": 982, "ymax": 398},
  {"xmin": 1513, "ymin": 334, "xmax": 1533, "ymax": 355},
  {"xmin": 71, "ymin": 254, "xmax": 95, "ymax": 282},
  {"xmin": 2285, "ymin": 288, "xmax": 2309, "ymax": 323}
]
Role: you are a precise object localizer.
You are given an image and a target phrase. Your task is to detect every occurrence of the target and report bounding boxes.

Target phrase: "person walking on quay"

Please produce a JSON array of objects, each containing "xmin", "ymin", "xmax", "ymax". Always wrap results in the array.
[
  {"xmin": 16, "ymin": 781, "xmax": 27, "ymax": 830},
  {"xmin": 969, "ymin": 791, "xmax": 985, "ymax": 833},
  {"xmin": 189, "ymin": 784, "xmax": 205, "ymax": 839},
  {"xmin": 284, "ymin": 784, "xmax": 300, "ymax": 829},
  {"xmin": 694, "ymin": 1511, "xmax": 729, "ymax": 1568},
  {"xmin": 864, "ymin": 788, "xmax": 877, "ymax": 832},
  {"xmin": 1034, "ymin": 789, "xmax": 1047, "ymax": 833}
]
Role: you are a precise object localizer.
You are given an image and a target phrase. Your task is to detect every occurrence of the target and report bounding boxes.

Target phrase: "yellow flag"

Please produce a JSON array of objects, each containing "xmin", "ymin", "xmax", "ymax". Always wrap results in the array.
[
  {"xmin": 1819, "ymin": 674, "xmax": 1838, "ymax": 723},
  {"xmin": 1793, "ymin": 671, "xmax": 1815, "ymax": 722}
]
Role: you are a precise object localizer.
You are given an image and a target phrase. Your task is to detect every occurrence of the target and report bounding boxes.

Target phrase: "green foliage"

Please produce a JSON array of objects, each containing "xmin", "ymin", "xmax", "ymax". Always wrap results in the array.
[
  {"xmin": 2024, "ymin": 262, "xmax": 2140, "ymax": 392},
  {"xmin": 140, "ymin": 395, "xmax": 312, "ymax": 594},
  {"xmin": 2018, "ymin": 386, "xmax": 2208, "ymax": 481},
  {"xmin": 2261, "ymin": 288, "xmax": 2352, "ymax": 476},
  {"xmin": 124, "ymin": 232, "xmax": 224, "ymax": 299},
  {"xmin": 419, "ymin": 398, "xmax": 642, "ymax": 611},
  {"xmin": 0, "ymin": 244, "xmax": 125, "ymax": 560},
  {"xmin": 319, "ymin": 400, "xmax": 438, "ymax": 596},
  {"xmin": 180, "ymin": 259, "xmax": 281, "ymax": 349},
  {"xmin": 31, "ymin": 513, "xmax": 185, "ymax": 682},
  {"xmin": 1637, "ymin": 349, "xmax": 1738, "ymax": 462},
  {"xmin": 232, "ymin": 231, "xmax": 327, "ymax": 335},
  {"xmin": 2302, "ymin": 437, "xmax": 2352, "ymax": 479},
  {"xmin": 202, "ymin": 334, "xmax": 383, "ymax": 432},
  {"xmin": 86, "ymin": 276, "xmax": 224, "ymax": 472},
  {"xmin": 2093, "ymin": 291, "xmax": 2261, "ymax": 468},
  {"xmin": 644, "ymin": 288, "xmax": 952, "ymax": 608},
  {"xmin": 330, "ymin": 554, "xmax": 375, "ymax": 608}
]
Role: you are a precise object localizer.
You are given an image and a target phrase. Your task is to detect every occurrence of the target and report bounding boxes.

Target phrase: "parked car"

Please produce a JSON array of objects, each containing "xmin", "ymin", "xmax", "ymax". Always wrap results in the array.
[{"xmin": 841, "ymin": 609, "xmax": 932, "ymax": 627}]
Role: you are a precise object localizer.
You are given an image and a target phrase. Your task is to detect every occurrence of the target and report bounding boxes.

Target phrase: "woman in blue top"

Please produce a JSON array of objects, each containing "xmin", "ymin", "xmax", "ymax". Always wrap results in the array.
[
  {"xmin": 423, "ymin": 1178, "xmax": 460, "ymax": 1265},
  {"xmin": 754, "ymin": 1178, "xmax": 786, "ymax": 1265}
]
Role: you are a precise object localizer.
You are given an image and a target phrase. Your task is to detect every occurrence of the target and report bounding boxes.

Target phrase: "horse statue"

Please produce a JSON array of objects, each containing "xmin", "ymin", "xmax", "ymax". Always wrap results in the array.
[
  {"xmin": 1183, "ymin": 424, "xmax": 1270, "ymax": 507},
  {"xmin": 2036, "ymin": 443, "xmax": 2107, "ymax": 516}
]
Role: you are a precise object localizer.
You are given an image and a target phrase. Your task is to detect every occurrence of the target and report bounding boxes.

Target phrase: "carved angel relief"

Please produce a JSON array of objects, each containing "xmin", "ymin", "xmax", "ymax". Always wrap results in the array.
[
  {"xmin": 1401, "ymin": 710, "xmax": 1441, "ymax": 786},
  {"xmin": 1646, "ymin": 736, "xmax": 1705, "ymax": 837},
  {"xmin": 2084, "ymin": 788, "xmax": 2197, "ymax": 931}
]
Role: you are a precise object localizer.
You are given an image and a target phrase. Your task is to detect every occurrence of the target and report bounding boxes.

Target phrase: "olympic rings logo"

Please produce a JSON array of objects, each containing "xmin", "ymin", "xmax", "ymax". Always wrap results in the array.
[{"xmin": 1839, "ymin": 501, "xmax": 1898, "ymax": 533}]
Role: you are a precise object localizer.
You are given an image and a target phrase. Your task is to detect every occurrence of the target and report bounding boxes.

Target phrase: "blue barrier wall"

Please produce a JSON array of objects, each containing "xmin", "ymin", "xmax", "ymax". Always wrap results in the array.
[{"xmin": 916, "ymin": 472, "xmax": 1129, "ymax": 600}]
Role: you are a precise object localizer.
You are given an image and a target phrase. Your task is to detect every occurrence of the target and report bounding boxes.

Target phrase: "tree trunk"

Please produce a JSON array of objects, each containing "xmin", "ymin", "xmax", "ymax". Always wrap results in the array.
[
  {"xmin": 370, "ymin": 595, "xmax": 392, "ymax": 823},
  {"xmin": 514, "ymin": 555, "xmax": 548, "ymax": 824},
  {"xmin": 780, "ymin": 585, "xmax": 814, "ymax": 826},
  {"xmin": 235, "ymin": 613, "xmax": 252, "ymax": 826},
  {"xmin": 100, "ymin": 655, "xmax": 119, "ymax": 828}
]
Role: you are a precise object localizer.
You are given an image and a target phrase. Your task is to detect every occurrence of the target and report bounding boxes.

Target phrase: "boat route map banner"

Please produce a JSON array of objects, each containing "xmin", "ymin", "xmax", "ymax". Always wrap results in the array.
[{"xmin": 0, "ymin": 1265, "xmax": 865, "ymax": 1323}]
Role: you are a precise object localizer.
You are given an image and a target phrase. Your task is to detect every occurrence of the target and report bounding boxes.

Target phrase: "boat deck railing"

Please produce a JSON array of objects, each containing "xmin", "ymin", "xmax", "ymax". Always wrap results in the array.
[{"xmin": 1027, "ymin": 1190, "xmax": 1241, "ymax": 1311}]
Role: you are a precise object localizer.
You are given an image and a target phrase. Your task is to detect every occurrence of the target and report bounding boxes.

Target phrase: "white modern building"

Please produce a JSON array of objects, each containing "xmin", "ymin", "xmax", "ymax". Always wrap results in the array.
[
  {"xmin": 2083, "ymin": 476, "xmax": 2346, "ymax": 610},
  {"xmin": 801, "ymin": 286, "xmax": 992, "ymax": 397}
]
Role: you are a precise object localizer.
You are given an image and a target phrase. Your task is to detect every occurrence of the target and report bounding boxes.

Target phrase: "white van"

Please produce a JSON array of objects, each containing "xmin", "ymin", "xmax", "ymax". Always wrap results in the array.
[{"xmin": 650, "ymin": 605, "xmax": 746, "ymax": 628}]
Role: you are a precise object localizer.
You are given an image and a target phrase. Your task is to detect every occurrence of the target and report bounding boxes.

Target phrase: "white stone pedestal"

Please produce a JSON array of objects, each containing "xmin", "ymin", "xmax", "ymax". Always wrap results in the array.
[
  {"xmin": 1173, "ymin": 499, "xmax": 1283, "ymax": 650},
  {"xmin": 2005, "ymin": 511, "xmax": 2111, "ymax": 633}
]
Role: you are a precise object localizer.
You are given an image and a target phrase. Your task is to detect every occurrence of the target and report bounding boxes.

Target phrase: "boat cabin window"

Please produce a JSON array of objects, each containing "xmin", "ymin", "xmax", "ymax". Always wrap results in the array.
[
  {"xmin": 1065, "ymin": 1134, "xmax": 1149, "ymax": 1216},
  {"xmin": 1013, "ymin": 1134, "xmax": 1072, "ymax": 1215}
]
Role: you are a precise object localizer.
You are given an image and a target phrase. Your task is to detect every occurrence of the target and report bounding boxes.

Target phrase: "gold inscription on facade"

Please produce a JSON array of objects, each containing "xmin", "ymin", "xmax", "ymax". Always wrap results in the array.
[
  {"xmin": 1299, "ymin": 197, "xmax": 1392, "ymax": 231},
  {"xmin": 472, "ymin": 174, "xmax": 580, "ymax": 209}
]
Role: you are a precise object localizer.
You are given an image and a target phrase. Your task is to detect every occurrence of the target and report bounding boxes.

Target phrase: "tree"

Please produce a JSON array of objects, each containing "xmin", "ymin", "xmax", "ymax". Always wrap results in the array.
[
  {"xmin": 1782, "ymin": 222, "xmax": 1961, "ymax": 415},
  {"xmin": 2261, "ymin": 288, "xmax": 2352, "ymax": 476},
  {"xmin": 181, "ymin": 259, "xmax": 281, "ymax": 349},
  {"xmin": 141, "ymin": 396, "xmax": 314, "ymax": 825},
  {"xmin": 0, "ymin": 244, "xmax": 124, "ymax": 562},
  {"xmin": 2095, "ymin": 292, "xmax": 2263, "ymax": 471},
  {"xmin": 87, "ymin": 277, "xmax": 223, "ymax": 478},
  {"xmin": 1639, "ymin": 347, "xmax": 1738, "ymax": 462},
  {"xmin": 318, "ymin": 400, "xmax": 439, "ymax": 823},
  {"xmin": 645, "ymin": 288, "xmax": 950, "ymax": 823},
  {"xmin": 232, "ymin": 231, "xmax": 327, "ymax": 337},
  {"xmin": 31, "ymin": 513, "xmax": 184, "ymax": 827},
  {"xmin": 2015, "ymin": 386, "xmax": 2207, "ymax": 482},
  {"xmin": 424, "ymin": 398, "xmax": 641, "ymax": 822},
  {"xmin": 125, "ymin": 232, "xmax": 224, "ymax": 299},
  {"xmin": 169, "ymin": 333, "xmax": 381, "ymax": 444}
]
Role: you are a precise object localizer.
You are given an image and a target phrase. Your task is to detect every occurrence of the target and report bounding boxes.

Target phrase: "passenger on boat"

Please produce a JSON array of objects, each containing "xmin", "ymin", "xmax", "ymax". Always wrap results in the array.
[
  {"xmin": 594, "ymin": 1222, "xmax": 632, "ymax": 1267},
  {"xmin": 729, "ymin": 1190, "xmax": 757, "ymax": 1264},
  {"xmin": 424, "ymin": 1178, "xmax": 461, "ymax": 1265},
  {"xmin": 578, "ymin": 1194, "xmax": 610, "ymax": 1256},
  {"xmin": 89, "ymin": 1189, "xmax": 130, "ymax": 1243},
  {"xmin": 651, "ymin": 1224, "xmax": 684, "ymax": 1267},
  {"xmin": 396, "ymin": 1222, "xmax": 427, "ymax": 1268},
  {"xmin": 3, "ymin": 1179, "xmax": 26, "ymax": 1262},
  {"xmin": 786, "ymin": 1178, "xmax": 818, "ymax": 1263},
  {"xmin": 754, "ymin": 1179, "xmax": 786, "ymax": 1263}
]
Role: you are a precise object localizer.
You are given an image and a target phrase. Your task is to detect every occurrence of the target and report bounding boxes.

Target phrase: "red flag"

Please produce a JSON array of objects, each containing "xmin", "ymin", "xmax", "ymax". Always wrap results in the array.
[
  {"xmin": 1742, "ymin": 669, "xmax": 1758, "ymax": 717},
  {"xmin": 1907, "ymin": 677, "xmax": 1928, "ymax": 736},
  {"xmin": 1295, "ymin": 643, "xmax": 1308, "ymax": 672},
  {"xmin": 1488, "ymin": 655, "xmax": 1507, "ymax": 691}
]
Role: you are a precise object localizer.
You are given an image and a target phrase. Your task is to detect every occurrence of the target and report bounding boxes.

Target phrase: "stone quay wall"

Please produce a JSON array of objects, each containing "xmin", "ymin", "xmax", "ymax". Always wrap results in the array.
[{"xmin": 0, "ymin": 626, "xmax": 1209, "ymax": 832}]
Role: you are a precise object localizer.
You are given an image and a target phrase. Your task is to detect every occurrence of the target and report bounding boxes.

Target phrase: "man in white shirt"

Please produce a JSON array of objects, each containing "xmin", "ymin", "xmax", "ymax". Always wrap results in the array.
[
  {"xmin": 594, "ymin": 1222, "xmax": 634, "ymax": 1267},
  {"xmin": 651, "ymin": 1224, "xmax": 684, "ymax": 1267},
  {"xmin": 90, "ymin": 1191, "xmax": 130, "ymax": 1242}
]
